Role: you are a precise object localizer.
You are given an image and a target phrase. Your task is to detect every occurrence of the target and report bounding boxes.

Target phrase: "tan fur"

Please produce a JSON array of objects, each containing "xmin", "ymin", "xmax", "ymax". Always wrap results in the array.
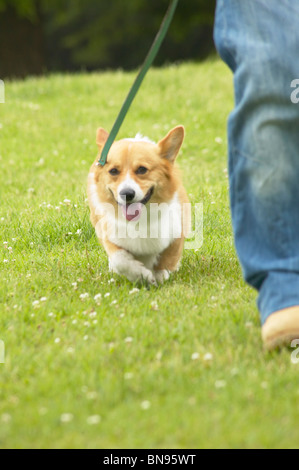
[{"xmin": 87, "ymin": 125, "xmax": 190, "ymax": 284}]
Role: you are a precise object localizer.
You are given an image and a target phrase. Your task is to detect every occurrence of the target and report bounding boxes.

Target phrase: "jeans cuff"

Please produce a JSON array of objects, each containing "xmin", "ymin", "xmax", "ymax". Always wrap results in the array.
[{"xmin": 258, "ymin": 271, "xmax": 299, "ymax": 325}]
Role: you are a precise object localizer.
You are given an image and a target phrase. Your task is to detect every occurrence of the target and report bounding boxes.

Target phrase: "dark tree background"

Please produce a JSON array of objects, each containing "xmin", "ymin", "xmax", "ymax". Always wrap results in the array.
[{"xmin": 0, "ymin": 0, "xmax": 216, "ymax": 78}]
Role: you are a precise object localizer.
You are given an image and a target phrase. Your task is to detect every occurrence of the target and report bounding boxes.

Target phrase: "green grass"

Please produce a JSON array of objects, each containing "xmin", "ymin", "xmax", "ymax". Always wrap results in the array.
[{"xmin": 0, "ymin": 60, "xmax": 297, "ymax": 449}]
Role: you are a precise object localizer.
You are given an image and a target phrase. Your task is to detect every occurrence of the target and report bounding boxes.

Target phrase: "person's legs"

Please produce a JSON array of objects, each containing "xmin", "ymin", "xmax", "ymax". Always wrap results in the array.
[{"xmin": 214, "ymin": 0, "xmax": 299, "ymax": 346}]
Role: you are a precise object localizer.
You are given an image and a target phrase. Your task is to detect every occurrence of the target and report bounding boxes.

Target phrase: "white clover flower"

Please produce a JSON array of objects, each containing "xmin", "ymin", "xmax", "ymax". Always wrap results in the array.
[
  {"xmin": 156, "ymin": 351, "xmax": 162, "ymax": 361},
  {"xmin": 83, "ymin": 335, "xmax": 89, "ymax": 341},
  {"xmin": 79, "ymin": 293, "xmax": 89, "ymax": 301},
  {"xmin": 203, "ymin": 353, "xmax": 213, "ymax": 362},
  {"xmin": 150, "ymin": 301, "xmax": 159, "ymax": 311},
  {"xmin": 76, "ymin": 229, "xmax": 82, "ymax": 235},
  {"xmin": 215, "ymin": 380, "xmax": 227, "ymax": 389},
  {"xmin": 94, "ymin": 293, "xmax": 102, "ymax": 303},
  {"xmin": 86, "ymin": 391, "xmax": 97, "ymax": 400},
  {"xmin": 140, "ymin": 401, "xmax": 151, "ymax": 410},
  {"xmin": 37, "ymin": 158, "xmax": 45, "ymax": 166},
  {"xmin": 129, "ymin": 288, "xmax": 140, "ymax": 295},
  {"xmin": 87, "ymin": 415, "xmax": 101, "ymax": 425},
  {"xmin": 104, "ymin": 293, "xmax": 110, "ymax": 298},
  {"xmin": 124, "ymin": 337, "xmax": 133, "ymax": 343},
  {"xmin": 60, "ymin": 413, "xmax": 73, "ymax": 423},
  {"xmin": 124, "ymin": 372, "xmax": 134, "ymax": 380},
  {"xmin": 40, "ymin": 297, "xmax": 47, "ymax": 302},
  {"xmin": 54, "ymin": 338, "xmax": 61, "ymax": 344},
  {"xmin": 191, "ymin": 352, "xmax": 200, "ymax": 361},
  {"xmin": 1, "ymin": 413, "xmax": 12, "ymax": 423}
]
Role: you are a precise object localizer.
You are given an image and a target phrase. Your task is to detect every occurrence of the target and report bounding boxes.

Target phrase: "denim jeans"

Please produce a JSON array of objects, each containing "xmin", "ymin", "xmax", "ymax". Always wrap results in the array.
[{"xmin": 213, "ymin": 0, "xmax": 299, "ymax": 325}]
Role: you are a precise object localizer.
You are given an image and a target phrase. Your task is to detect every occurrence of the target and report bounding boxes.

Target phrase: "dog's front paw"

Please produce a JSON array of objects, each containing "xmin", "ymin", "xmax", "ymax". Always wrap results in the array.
[
  {"xmin": 154, "ymin": 269, "xmax": 170, "ymax": 284},
  {"xmin": 137, "ymin": 266, "xmax": 157, "ymax": 286},
  {"xmin": 109, "ymin": 250, "xmax": 157, "ymax": 285}
]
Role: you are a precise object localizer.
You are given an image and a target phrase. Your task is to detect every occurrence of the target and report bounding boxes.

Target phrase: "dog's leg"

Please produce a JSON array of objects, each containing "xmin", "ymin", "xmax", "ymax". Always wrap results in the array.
[
  {"xmin": 103, "ymin": 239, "xmax": 157, "ymax": 285},
  {"xmin": 154, "ymin": 238, "xmax": 184, "ymax": 283}
]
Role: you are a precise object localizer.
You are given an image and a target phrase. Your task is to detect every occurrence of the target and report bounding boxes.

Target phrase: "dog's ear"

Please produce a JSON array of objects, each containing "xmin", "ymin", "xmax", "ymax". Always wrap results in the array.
[
  {"xmin": 96, "ymin": 128, "xmax": 109, "ymax": 150},
  {"xmin": 158, "ymin": 125, "xmax": 185, "ymax": 163}
]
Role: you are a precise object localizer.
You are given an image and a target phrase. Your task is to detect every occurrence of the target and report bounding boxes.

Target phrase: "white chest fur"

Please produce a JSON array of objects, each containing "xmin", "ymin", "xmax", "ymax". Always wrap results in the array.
[
  {"xmin": 88, "ymin": 171, "xmax": 182, "ymax": 266},
  {"xmin": 108, "ymin": 193, "xmax": 182, "ymax": 257}
]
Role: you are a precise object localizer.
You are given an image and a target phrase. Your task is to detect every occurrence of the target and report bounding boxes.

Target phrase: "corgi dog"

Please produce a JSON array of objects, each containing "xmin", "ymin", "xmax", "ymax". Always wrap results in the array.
[{"xmin": 87, "ymin": 125, "xmax": 190, "ymax": 285}]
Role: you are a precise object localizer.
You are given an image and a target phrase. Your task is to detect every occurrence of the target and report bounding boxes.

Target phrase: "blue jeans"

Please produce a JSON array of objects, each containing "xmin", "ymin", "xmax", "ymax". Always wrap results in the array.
[{"xmin": 214, "ymin": 0, "xmax": 299, "ymax": 325}]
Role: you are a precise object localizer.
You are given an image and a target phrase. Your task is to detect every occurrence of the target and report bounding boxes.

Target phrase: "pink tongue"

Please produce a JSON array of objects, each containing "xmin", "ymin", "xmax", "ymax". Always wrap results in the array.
[{"xmin": 122, "ymin": 203, "xmax": 143, "ymax": 221}]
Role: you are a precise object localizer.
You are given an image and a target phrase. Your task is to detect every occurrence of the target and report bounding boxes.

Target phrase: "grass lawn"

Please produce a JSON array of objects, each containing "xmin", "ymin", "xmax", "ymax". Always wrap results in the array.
[{"xmin": 0, "ymin": 60, "xmax": 298, "ymax": 449}]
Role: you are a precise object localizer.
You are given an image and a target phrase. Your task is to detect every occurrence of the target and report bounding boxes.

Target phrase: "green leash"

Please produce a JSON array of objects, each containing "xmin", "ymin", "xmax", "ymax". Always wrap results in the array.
[{"xmin": 98, "ymin": 0, "xmax": 179, "ymax": 166}]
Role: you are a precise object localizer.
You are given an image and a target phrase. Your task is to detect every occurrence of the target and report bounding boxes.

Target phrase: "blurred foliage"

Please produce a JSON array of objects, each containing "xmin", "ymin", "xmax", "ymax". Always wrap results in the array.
[
  {"xmin": 0, "ymin": 0, "xmax": 216, "ymax": 76},
  {"xmin": 0, "ymin": 0, "xmax": 38, "ymax": 20}
]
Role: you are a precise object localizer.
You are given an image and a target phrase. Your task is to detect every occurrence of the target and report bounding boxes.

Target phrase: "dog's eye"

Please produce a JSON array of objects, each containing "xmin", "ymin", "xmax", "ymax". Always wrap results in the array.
[
  {"xmin": 135, "ymin": 166, "xmax": 148, "ymax": 175},
  {"xmin": 109, "ymin": 168, "xmax": 120, "ymax": 176}
]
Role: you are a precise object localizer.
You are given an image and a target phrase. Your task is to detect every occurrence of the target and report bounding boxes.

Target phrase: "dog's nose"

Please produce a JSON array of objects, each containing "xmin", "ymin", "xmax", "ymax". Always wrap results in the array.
[{"xmin": 119, "ymin": 188, "xmax": 136, "ymax": 202}]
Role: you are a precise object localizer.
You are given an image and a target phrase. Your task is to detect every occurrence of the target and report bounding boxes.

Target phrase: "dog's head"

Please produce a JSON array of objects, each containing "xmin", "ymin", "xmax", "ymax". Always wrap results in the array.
[{"xmin": 94, "ymin": 126, "xmax": 184, "ymax": 221}]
